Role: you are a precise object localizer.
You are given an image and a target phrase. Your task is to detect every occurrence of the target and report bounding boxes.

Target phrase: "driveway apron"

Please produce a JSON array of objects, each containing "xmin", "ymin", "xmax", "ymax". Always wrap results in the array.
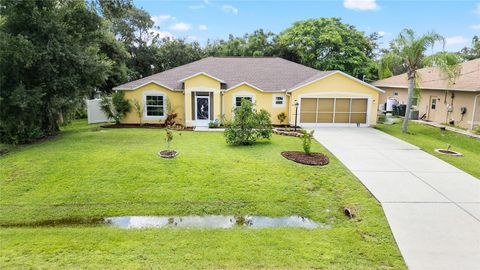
[{"xmin": 312, "ymin": 127, "xmax": 480, "ymax": 270}]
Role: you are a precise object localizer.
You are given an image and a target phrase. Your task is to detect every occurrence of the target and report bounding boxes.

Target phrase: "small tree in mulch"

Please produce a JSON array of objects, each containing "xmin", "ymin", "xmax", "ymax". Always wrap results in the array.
[
  {"xmin": 159, "ymin": 128, "xmax": 178, "ymax": 158},
  {"xmin": 281, "ymin": 129, "xmax": 329, "ymax": 166},
  {"xmin": 301, "ymin": 130, "xmax": 314, "ymax": 155}
]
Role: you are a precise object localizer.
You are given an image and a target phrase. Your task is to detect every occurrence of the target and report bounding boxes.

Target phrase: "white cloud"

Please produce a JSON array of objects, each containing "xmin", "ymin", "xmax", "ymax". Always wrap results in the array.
[
  {"xmin": 222, "ymin": 5, "xmax": 239, "ymax": 14},
  {"xmin": 474, "ymin": 3, "xmax": 480, "ymax": 15},
  {"xmin": 445, "ymin": 36, "xmax": 469, "ymax": 46},
  {"xmin": 344, "ymin": 0, "xmax": 379, "ymax": 11},
  {"xmin": 189, "ymin": 4, "xmax": 204, "ymax": 10},
  {"xmin": 198, "ymin": 24, "xmax": 208, "ymax": 30},
  {"xmin": 151, "ymin": 29, "xmax": 175, "ymax": 40},
  {"xmin": 187, "ymin": 36, "xmax": 199, "ymax": 41},
  {"xmin": 151, "ymin": 15, "xmax": 175, "ymax": 25},
  {"xmin": 471, "ymin": 24, "xmax": 480, "ymax": 30},
  {"xmin": 168, "ymin": 22, "xmax": 192, "ymax": 31},
  {"xmin": 378, "ymin": 31, "xmax": 391, "ymax": 37}
]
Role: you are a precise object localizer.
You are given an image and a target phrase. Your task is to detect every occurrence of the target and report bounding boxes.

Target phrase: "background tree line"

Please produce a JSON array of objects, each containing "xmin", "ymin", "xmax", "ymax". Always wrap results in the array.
[{"xmin": 1, "ymin": 0, "xmax": 478, "ymax": 144}]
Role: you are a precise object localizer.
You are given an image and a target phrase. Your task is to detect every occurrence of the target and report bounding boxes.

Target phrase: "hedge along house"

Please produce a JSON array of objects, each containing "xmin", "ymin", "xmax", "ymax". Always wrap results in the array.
[
  {"xmin": 373, "ymin": 58, "xmax": 480, "ymax": 130},
  {"xmin": 113, "ymin": 57, "xmax": 384, "ymax": 127}
]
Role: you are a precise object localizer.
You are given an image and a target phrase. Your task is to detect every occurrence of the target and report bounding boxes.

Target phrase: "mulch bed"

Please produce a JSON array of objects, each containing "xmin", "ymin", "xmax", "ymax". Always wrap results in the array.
[
  {"xmin": 101, "ymin": 123, "xmax": 193, "ymax": 130},
  {"xmin": 281, "ymin": 151, "xmax": 329, "ymax": 166},
  {"xmin": 158, "ymin": 150, "xmax": 178, "ymax": 158}
]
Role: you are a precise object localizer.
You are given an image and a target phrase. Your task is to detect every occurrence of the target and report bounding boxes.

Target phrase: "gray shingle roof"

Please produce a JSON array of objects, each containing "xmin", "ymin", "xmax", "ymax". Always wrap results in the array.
[{"xmin": 113, "ymin": 57, "xmax": 335, "ymax": 92}]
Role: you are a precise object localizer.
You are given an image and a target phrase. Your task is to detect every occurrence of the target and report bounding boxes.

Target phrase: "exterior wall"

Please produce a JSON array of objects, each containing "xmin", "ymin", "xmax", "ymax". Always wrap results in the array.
[
  {"xmin": 121, "ymin": 83, "xmax": 185, "ymax": 125},
  {"xmin": 289, "ymin": 73, "xmax": 380, "ymax": 126},
  {"xmin": 222, "ymin": 84, "xmax": 289, "ymax": 125},
  {"xmin": 379, "ymin": 88, "xmax": 480, "ymax": 129},
  {"xmin": 183, "ymin": 74, "xmax": 222, "ymax": 126}
]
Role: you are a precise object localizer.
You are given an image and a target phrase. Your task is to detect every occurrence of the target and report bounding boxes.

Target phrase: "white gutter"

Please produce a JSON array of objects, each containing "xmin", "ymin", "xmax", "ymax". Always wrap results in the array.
[{"xmin": 471, "ymin": 94, "xmax": 480, "ymax": 130}]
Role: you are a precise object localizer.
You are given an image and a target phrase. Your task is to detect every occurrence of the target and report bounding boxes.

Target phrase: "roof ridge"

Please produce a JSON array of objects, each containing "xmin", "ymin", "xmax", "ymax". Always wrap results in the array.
[{"xmin": 136, "ymin": 57, "xmax": 213, "ymax": 81}]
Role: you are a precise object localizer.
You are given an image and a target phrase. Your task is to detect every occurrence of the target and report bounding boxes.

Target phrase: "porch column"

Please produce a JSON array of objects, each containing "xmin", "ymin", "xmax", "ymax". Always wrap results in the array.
[
  {"xmin": 213, "ymin": 91, "xmax": 221, "ymax": 120},
  {"xmin": 184, "ymin": 89, "xmax": 193, "ymax": 127}
]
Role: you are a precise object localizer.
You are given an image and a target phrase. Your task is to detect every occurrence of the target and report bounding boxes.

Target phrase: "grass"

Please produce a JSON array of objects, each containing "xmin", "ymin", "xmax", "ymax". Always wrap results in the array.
[
  {"xmin": 376, "ymin": 121, "xmax": 480, "ymax": 179},
  {"xmin": 0, "ymin": 120, "xmax": 406, "ymax": 269}
]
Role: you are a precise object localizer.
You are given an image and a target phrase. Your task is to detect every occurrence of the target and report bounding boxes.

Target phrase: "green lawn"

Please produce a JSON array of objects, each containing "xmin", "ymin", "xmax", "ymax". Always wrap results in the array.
[
  {"xmin": 0, "ymin": 120, "xmax": 405, "ymax": 269},
  {"xmin": 376, "ymin": 122, "xmax": 480, "ymax": 179}
]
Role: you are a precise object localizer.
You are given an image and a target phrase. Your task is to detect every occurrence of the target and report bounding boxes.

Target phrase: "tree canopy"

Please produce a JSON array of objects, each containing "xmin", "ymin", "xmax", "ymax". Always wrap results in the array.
[
  {"xmin": 0, "ymin": 0, "xmax": 113, "ymax": 143},
  {"xmin": 275, "ymin": 18, "xmax": 379, "ymax": 81}
]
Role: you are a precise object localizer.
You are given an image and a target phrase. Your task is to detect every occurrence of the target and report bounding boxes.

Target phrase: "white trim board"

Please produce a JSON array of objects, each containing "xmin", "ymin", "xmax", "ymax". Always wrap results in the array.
[
  {"xmin": 288, "ymin": 71, "xmax": 385, "ymax": 93},
  {"xmin": 178, "ymin": 72, "xmax": 225, "ymax": 83},
  {"xmin": 113, "ymin": 80, "xmax": 176, "ymax": 91}
]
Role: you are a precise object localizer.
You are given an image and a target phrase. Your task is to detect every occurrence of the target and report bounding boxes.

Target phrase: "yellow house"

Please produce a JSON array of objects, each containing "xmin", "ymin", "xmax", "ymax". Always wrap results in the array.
[{"xmin": 113, "ymin": 57, "xmax": 384, "ymax": 127}]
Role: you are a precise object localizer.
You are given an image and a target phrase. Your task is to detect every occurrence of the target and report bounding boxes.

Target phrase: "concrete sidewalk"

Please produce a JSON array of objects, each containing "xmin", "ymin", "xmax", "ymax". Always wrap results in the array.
[{"xmin": 312, "ymin": 127, "xmax": 480, "ymax": 270}]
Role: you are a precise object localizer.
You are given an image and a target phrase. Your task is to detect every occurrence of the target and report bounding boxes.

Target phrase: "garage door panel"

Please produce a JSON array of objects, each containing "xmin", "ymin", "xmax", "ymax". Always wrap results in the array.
[
  {"xmin": 317, "ymin": 99, "xmax": 334, "ymax": 112},
  {"xmin": 335, "ymin": 113, "xmax": 350, "ymax": 123},
  {"xmin": 317, "ymin": 113, "xmax": 333, "ymax": 123},
  {"xmin": 300, "ymin": 113, "xmax": 316, "ymax": 123},
  {"xmin": 300, "ymin": 98, "xmax": 317, "ymax": 112},
  {"xmin": 335, "ymin": 99, "xmax": 350, "ymax": 112},
  {"xmin": 351, "ymin": 99, "xmax": 368, "ymax": 112},
  {"xmin": 351, "ymin": 113, "xmax": 367, "ymax": 123}
]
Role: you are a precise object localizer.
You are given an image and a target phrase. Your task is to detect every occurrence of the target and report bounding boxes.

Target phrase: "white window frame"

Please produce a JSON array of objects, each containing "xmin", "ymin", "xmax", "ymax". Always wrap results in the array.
[
  {"xmin": 143, "ymin": 90, "xmax": 166, "ymax": 120},
  {"xmin": 233, "ymin": 93, "xmax": 255, "ymax": 108},
  {"xmin": 272, "ymin": 94, "xmax": 285, "ymax": 107}
]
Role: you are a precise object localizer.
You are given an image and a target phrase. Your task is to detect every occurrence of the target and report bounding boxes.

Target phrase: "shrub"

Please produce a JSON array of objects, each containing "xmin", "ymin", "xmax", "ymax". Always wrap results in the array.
[
  {"xmin": 164, "ymin": 100, "xmax": 177, "ymax": 127},
  {"xmin": 301, "ymin": 130, "xmax": 314, "ymax": 155},
  {"xmin": 100, "ymin": 92, "xmax": 131, "ymax": 124},
  {"xmin": 224, "ymin": 99, "xmax": 272, "ymax": 145},
  {"xmin": 277, "ymin": 112, "xmax": 287, "ymax": 125},
  {"xmin": 209, "ymin": 119, "xmax": 220, "ymax": 128},
  {"xmin": 132, "ymin": 99, "xmax": 143, "ymax": 126},
  {"xmin": 474, "ymin": 125, "xmax": 480, "ymax": 134}
]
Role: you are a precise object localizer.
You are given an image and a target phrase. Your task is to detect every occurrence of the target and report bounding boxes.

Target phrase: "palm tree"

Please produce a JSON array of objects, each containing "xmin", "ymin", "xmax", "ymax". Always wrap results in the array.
[{"xmin": 380, "ymin": 29, "xmax": 461, "ymax": 133}]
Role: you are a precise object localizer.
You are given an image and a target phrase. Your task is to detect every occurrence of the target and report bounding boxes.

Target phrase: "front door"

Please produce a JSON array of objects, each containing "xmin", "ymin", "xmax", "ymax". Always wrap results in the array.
[
  {"xmin": 428, "ymin": 96, "xmax": 438, "ymax": 121},
  {"xmin": 195, "ymin": 96, "xmax": 210, "ymax": 126}
]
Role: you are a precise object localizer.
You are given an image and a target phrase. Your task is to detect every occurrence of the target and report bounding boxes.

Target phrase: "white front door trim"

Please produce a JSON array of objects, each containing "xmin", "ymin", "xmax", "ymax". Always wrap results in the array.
[{"xmin": 194, "ymin": 95, "xmax": 210, "ymax": 126}]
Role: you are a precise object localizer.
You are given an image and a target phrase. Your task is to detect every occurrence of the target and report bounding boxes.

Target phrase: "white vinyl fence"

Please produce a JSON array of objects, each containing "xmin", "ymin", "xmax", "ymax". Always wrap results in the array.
[{"xmin": 86, "ymin": 99, "xmax": 111, "ymax": 124}]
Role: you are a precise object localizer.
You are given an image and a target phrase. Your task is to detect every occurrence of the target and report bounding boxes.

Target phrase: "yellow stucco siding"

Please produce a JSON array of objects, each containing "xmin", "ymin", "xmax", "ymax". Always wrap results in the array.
[
  {"xmin": 222, "ymin": 84, "xmax": 289, "ymax": 125},
  {"xmin": 290, "ymin": 73, "xmax": 380, "ymax": 126},
  {"xmin": 183, "ymin": 74, "xmax": 222, "ymax": 90},
  {"xmin": 121, "ymin": 83, "xmax": 185, "ymax": 125}
]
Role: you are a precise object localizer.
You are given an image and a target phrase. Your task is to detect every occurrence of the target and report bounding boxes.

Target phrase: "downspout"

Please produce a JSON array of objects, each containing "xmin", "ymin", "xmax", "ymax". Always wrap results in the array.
[{"xmin": 471, "ymin": 93, "xmax": 480, "ymax": 130}]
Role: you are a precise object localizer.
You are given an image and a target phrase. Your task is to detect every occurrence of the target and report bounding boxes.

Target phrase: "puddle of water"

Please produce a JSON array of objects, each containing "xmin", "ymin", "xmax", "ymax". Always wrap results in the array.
[{"xmin": 105, "ymin": 215, "xmax": 326, "ymax": 229}]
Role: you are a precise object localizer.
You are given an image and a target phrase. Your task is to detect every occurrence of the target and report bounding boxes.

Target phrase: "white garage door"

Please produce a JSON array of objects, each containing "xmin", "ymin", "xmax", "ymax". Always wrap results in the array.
[{"xmin": 300, "ymin": 98, "xmax": 368, "ymax": 125}]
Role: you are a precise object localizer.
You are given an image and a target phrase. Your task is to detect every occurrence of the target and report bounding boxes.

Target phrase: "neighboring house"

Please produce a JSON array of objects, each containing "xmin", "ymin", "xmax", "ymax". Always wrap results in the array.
[
  {"xmin": 113, "ymin": 57, "xmax": 384, "ymax": 127},
  {"xmin": 373, "ymin": 58, "xmax": 480, "ymax": 129}
]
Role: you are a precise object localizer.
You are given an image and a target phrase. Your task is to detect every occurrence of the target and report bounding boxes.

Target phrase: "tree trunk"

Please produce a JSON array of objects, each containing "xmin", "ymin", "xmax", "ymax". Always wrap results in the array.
[{"xmin": 402, "ymin": 72, "xmax": 415, "ymax": 133}]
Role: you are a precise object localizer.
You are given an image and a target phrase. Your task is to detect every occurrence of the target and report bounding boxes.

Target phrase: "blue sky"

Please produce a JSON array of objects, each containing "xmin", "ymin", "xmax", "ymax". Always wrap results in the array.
[{"xmin": 135, "ymin": 0, "xmax": 480, "ymax": 51}]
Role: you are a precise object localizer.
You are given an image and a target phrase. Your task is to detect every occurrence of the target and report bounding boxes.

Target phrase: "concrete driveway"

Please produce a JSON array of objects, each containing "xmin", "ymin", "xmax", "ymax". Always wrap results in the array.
[{"xmin": 312, "ymin": 127, "xmax": 480, "ymax": 270}]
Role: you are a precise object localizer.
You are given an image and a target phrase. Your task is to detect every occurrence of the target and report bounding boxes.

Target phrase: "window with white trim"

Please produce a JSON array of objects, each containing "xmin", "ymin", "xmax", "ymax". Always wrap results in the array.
[
  {"xmin": 235, "ymin": 96, "xmax": 253, "ymax": 107},
  {"xmin": 273, "ymin": 95, "xmax": 285, "ymax": 106},
  {"xmin": 145, "ymin": 95, "xmax": 165, "ymax": 116}
]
